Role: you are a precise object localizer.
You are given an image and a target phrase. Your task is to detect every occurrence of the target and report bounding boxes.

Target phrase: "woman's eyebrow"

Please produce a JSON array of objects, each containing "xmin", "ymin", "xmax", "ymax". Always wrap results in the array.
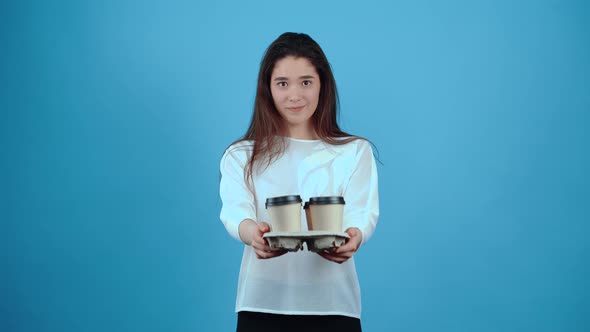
[
  {"xmin": 299, "ymin": 75, "xmax": 316, "ymax": 80},
  {"xmin": 273, "ymin": 75, "xmax": 316, "ymax": 81}
]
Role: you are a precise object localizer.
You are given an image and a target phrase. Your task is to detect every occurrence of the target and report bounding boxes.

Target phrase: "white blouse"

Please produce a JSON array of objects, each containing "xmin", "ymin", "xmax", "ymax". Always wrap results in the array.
[{"xmin": 219, "ymin": 137, "xmax": 379, "ymax": 318}]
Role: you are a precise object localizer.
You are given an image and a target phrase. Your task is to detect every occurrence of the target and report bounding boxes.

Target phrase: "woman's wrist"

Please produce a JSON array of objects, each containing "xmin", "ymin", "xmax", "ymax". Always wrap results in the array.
[{"xmin": 238, "ymin": 219, "xmax": 257, "ymax": 245}]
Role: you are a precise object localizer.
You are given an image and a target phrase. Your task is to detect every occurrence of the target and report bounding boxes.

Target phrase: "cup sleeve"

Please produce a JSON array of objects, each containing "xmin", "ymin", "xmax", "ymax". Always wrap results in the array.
[
  {"xmin": 219, "ymin": 148, "xmax": 257, "ymax": 242},
  {"xmin": 342, "ymin": 140, "xmax": 380, "ymax": 246}
]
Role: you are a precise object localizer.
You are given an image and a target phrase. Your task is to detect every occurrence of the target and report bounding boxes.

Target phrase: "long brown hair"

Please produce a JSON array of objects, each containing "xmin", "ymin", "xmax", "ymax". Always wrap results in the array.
[{"xmin": 235, "ymin": 32, "xmax": 361, "ymax": 182}]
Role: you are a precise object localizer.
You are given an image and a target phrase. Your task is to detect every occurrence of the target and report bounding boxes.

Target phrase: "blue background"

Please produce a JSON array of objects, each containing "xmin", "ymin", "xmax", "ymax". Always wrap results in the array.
[{"xmin": 3, "ymin": 0, "xmax": 589, "ymax": 331}]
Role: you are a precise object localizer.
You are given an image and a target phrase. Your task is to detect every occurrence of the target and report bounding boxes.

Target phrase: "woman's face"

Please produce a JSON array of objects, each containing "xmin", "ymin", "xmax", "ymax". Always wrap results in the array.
[{"xmin": 270, "ymin": 56, "xmax": 321, "ymax": 136}]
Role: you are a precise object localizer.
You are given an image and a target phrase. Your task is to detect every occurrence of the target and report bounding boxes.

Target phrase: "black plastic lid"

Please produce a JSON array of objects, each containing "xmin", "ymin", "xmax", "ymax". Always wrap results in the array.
[
  {"xmin": 265, "ymin": 195, "xmax": 302, "ymax": 208},
  {"xmin": 308, "ymin": 196, "xmax": 346, "ymax": 205},
  {"xmin": 303, "ymin": 202, "xmax": 309, "ymax": 209}
]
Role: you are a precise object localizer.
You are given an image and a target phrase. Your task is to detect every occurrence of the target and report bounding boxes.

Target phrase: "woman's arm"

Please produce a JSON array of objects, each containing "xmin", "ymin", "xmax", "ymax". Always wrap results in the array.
[
  {"xmin": 319, "ymin": 140, "xmax": 379, "ymax": 263},
  {"xmin": 220, "ymin": 146, "xmax": 286, "ymax": 258},
  {"xmin": 219, "ymin": 147, "xmax": 257, "ymax": 242}
]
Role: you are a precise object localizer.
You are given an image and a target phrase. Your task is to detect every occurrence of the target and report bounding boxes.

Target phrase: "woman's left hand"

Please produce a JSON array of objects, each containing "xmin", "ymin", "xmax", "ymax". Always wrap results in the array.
[{"xmin": 318, "ymin": 227, "xmax": 363, "ymax": 264}]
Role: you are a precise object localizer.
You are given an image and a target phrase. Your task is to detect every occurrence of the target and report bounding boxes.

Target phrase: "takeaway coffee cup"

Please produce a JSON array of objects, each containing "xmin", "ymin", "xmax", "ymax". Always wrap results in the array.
[
  {"xmin": 303, "ymin": 201, "xmax": 312, "ymax": 230},
  {"xmin": 265, "ymin": 195, "xmax": 303, "ymax": 232},
  {"xmin": 307, "ymin": 196, "xmax": 346, "ymax": 232}
]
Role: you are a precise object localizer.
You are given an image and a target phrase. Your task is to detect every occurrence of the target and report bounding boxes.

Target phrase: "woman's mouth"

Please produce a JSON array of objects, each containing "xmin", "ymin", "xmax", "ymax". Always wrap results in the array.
[{"xmin": 287, "ymin": 106, "xmax": 305, "ymax": 112}]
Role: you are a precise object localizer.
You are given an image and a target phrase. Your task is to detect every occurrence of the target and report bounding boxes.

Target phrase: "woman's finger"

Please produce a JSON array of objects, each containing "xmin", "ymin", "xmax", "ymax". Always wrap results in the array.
[
  {"xmin": 335, "ymin": 241, "xmax": 356, "ymax": 254},
  {"xmin": 318, "ymin": 251, "xmax": 352, "ymax": 264},
  {"xmin": 252, "ymin": 240, "xmax": 270, "ymax": 253},
  {"xmin": 256, "ymin": 248, "xmax": 287, "ymax": 259}
]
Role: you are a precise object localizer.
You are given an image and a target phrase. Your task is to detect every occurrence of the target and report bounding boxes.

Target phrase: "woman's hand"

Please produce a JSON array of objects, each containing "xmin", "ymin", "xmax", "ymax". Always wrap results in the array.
[
  {"xmin": 318, "ymin": 227, "xmax": 363, "ymax": 264},
  {"xmin": 239, "ymin": 219, "xmax": 287, "ymax": 259}
]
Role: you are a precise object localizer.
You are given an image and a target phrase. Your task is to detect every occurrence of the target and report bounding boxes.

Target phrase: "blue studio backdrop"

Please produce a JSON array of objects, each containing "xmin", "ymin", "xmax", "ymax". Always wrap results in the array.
[{"xmin": 3, "ymin": 0, "xmax": 589, "ymax": 331}]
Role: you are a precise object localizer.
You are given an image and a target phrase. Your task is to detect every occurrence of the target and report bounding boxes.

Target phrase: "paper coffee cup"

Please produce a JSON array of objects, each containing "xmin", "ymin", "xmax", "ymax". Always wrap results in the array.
[
  {"xmin": 308, "ymin": 196, "xmax": 345, "ymax": 232},
  {"xmin": 303, "ymin": 201, "xmax": 312, "ymax": 230},
  {"xmin": 265, "ymin": 195, "xmax": 303, "ymax": 232}
]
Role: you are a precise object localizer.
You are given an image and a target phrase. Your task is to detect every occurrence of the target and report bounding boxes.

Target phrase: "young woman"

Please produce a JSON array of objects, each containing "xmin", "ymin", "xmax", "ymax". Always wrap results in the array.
[{"xmin": 219, "ymin": 32, "xmax": 379, "ymax": 332}]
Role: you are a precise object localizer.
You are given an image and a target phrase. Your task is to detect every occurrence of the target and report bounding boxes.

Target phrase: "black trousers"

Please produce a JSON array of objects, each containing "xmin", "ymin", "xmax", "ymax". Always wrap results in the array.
[{"xmin": 236, "ymin": 311, "xmax": 362, "ymax": 332}]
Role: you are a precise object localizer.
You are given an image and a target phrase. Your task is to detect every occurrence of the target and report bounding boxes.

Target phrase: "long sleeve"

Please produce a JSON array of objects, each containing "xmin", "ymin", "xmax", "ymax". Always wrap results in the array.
[
  {"xmin": 219, "ymin": 145, "xmax": 257, "ymax": 242},
  {"xmin": 342, "ymin": 140, "xmax": 380, "ymax": 246}
]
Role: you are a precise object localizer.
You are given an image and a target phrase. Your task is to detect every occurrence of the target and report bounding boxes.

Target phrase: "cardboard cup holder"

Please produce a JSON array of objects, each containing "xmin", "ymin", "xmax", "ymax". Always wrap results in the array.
[
  {"xmin": 263, "ymin": 231, "xmax": 349, "ymax": 252},
  {"xmin": 264, "ymin": 196, "xmax": 348, "ymax": 252}
]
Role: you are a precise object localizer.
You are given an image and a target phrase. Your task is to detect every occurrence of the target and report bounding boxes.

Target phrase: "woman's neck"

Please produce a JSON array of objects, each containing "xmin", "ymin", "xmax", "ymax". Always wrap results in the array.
[{"xmin": 286, "ymin": 124, "xmax": 318, "ymax": 140}]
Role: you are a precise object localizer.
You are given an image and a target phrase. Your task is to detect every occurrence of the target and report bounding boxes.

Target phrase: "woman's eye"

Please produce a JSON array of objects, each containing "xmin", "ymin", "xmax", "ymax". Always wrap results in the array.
[
  {"xmin": 302, "ymin": 80, "xmax": 312, "ymax": 86},
  {"xmin": 277, "ymin": 82, "xmax": 288, "ymax": 87}
]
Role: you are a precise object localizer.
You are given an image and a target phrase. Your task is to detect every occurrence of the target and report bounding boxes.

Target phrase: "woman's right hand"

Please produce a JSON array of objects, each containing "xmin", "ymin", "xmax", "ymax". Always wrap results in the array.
[{"xmin": 239, "ymin": 219, "xmax": 287, "ymax": 259}]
